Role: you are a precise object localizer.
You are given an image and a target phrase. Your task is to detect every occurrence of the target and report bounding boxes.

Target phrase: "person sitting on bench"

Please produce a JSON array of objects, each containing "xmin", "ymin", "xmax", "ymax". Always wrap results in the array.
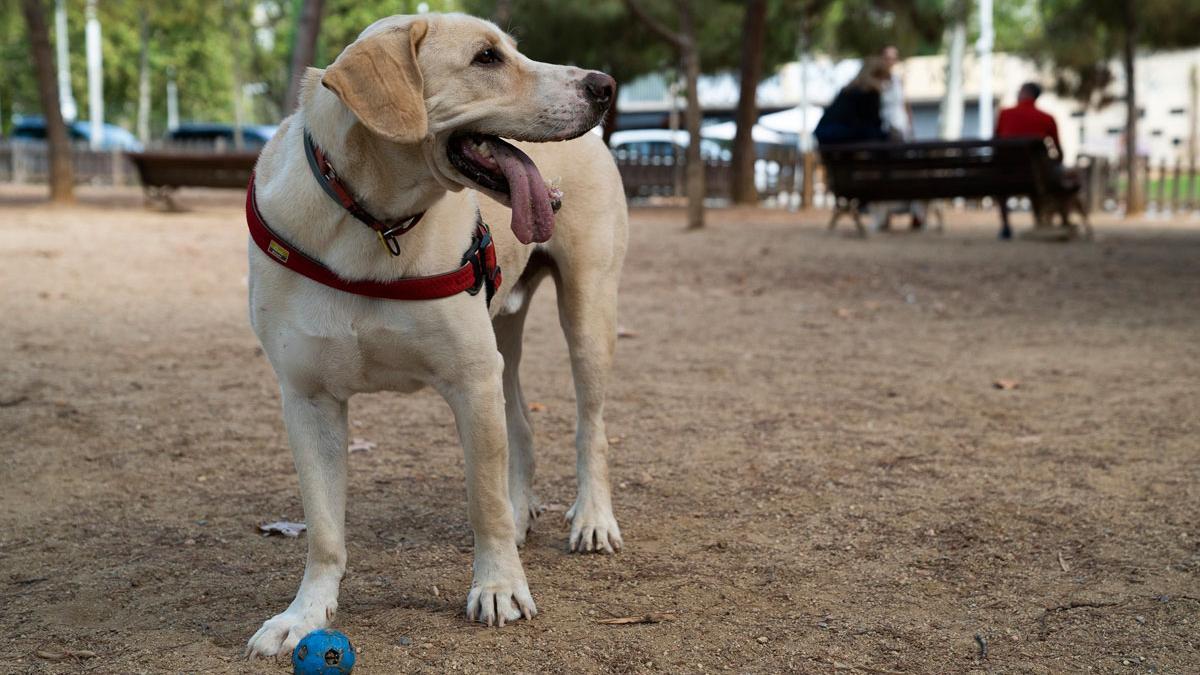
[
  {"xmin": 994, "ymin": 82, "xmax": 1073, "ymax": 239},
  {"xmin": 814, "ymin": 58, "xmax": 892, "ymax": 147},
  {"xmin": 815, "ymin": 58, "xmax": 893, "ymax": 230}
]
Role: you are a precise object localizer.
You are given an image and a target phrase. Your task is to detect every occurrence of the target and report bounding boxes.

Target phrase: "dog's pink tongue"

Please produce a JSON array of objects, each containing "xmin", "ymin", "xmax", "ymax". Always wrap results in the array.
[{"xmin": 491, "ymin": 141, "xmax": 555, "ymax": 244}]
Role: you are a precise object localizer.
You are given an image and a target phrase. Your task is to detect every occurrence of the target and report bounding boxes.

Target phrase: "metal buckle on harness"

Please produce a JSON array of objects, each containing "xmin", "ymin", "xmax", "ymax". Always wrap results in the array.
[
  {"xmin": 376, "ymin": 214, "xmax": 423, "ymax": 257},
  {"xmin": 376, "ymin": 229, "xmax": 403, "ymax": 256}
]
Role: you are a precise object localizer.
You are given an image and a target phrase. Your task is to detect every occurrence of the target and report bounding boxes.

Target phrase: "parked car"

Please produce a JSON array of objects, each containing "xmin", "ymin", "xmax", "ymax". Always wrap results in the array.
[
  {"xmin": 10, "ymin": 116, "xmax": 143, "ymax": 151},
  {"xmin": 608, "ymin": 129, "xmax": 731, "ymax": 161},
  {"xmin": 165, "ymin": 123, "xmax": 277, "ymax": 149},
  {"xmin": 610, "ymin": 128, "xmax": 789, "ymax": 193}
]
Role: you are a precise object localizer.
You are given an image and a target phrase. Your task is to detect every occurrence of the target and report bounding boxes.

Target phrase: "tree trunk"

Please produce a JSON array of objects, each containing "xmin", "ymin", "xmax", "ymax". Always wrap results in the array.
[
  {"xmin": 137, "ymin": 11, "xmax": 151, "ymax": 143},
  {"xmin": 679, "ymin": 2, "xmax": 704, "ymax": 230},
  {"xmin": 1123, "ymin": 0, "xmax": 1143, "ymax": 216},
  {"xmin": 22, "ymin": 0, "xmax": 74, "ymax": 203},
  {"xmin": 54, "ymin": 0, "xmax": 77, "ymax": 122},
  {"xmin": 84, "ymin": 0, "xmax": 104, "ymax": 150},
  {"xmin": 621, "ymin": 0, "xmax": 705, "ymax": 228},
  {"xmin": 939, "ymin": 10, "xmax": 966, "ymax": 140},
  {"xmin": 285, "ymin": 0, "xmax": 324, "ymax": 113},
  {"xmin": 731, "ymin": 0, "xmax": 766, "ymax": 204}
]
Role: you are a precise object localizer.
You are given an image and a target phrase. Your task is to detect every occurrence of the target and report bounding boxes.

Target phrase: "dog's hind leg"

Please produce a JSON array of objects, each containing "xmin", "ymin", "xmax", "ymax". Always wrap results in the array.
[
  {"xmin": 494, "ymin": 294, "xmax": 540, "ymax": 546},
  {"xmin": 246, "ymin": 388, "xmax": 348, "ymax": 658},
  {"xmin": 555, "ymin": 269, "xmax": 623, "ymax": 554}
]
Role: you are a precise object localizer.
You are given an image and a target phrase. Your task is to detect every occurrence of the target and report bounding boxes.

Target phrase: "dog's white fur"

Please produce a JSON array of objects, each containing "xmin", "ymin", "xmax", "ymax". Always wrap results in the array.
[{"xmin": 244, "ymin": 13, "xmax": 627, "ymax": 657}]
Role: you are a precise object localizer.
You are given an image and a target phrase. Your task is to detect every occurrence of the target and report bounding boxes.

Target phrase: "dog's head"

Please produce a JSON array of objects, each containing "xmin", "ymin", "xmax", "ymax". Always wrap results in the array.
[{"xmin": 320, "ymin": 13, "xmax": 615, "ymax": 244}]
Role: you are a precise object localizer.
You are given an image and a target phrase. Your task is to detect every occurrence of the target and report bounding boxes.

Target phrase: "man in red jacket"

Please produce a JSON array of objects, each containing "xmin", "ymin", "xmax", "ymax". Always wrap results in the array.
[{"xmin": 994, "ymin": 82, "xmax": 1066, "ymax": 239}]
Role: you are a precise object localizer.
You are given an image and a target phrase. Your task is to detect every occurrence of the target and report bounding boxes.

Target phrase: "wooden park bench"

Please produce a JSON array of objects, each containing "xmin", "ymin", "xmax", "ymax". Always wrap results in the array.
[
  {"xmin": 126, "ymin": 151, "xmax": 259, "ymax": 210},
  {"xmin": 820, "ymin": 138, "xmax": 1092, "ymax": 239}
]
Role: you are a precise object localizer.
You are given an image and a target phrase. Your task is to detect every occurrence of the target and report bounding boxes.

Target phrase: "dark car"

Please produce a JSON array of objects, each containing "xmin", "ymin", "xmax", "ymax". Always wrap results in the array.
[
  {"xmin": 10, "ymin": 116, "xmax": 143, "ymax": 151},
  {"xmin": 165, "ymin": 123, "xmax": 278, "ymax": 149}
]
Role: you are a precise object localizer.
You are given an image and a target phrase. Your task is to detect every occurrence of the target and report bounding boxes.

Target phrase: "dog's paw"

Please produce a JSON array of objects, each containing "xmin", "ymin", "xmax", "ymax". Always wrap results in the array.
[
  {"xmin": 512, "ymin": 497, "xmax": 544, "ymax": 548},
  {"xmin": 244, "ymin": 603, "xmax": 336, "ymax": 659},
  {"xmin": 466, "ymin": 567, "xmax": 536, "ymax": 627},
  {"xmin": 565, "ymin": 496, "xmax": 622, "ymax": 554}
]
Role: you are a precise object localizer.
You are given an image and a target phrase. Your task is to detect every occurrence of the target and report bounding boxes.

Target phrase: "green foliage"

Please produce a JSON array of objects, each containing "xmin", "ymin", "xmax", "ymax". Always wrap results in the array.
[
  {"xmin": 459, "ymin": 0, "xmax": 670, "ymax": 84},
  {"xmin": 9, "ymin": 0, "xmax": 1197, "ymax": 139},
  {"xmin": 460, "ymin": 0, "xmax": 827, "ymax": 87},
  {"xmin": 0, "ymin": 2, "xmax": 40, "ymax": 134},
  {"xmin": 1028, "ymin": 0, "xmax": 1200, "ymax": 107},
  {"xmin": 2, "ymin": 0, "xmax": 464, "ymax": 137},
  {"xmin": 816, "ymin": 0, "xmax": 945, "ymax": 58}
]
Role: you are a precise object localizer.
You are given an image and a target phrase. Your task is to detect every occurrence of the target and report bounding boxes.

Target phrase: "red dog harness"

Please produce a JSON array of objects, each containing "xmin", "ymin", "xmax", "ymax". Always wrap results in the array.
[{"xmin": 245, "ymin": 133, "xmax": 500, "ymax": 304}]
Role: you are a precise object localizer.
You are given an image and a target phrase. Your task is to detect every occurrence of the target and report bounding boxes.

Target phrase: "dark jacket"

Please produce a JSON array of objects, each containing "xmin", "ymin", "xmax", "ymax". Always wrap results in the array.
[{"xmin": 814, "ymin": 86, "xmax": 888, "ymax": 146}]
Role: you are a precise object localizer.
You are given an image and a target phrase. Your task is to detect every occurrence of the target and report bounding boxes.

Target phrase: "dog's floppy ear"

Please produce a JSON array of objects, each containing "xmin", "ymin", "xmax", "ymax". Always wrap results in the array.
[{"xmin": 321, "ymin": 20, "xmax": 429, "ymax": 144}]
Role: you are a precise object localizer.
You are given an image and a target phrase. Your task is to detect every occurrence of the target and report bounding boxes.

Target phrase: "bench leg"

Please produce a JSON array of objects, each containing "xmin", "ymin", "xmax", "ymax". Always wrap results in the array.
[
  {"xmin": 1072, "ymin": 194, "xmax": 1094, "ymax": 240},
  {"xmin": 145, "ymin": 186, "xmax": 184, "ymax": 212},
  {"xmin": 827, "ymin": 205, "xmax": 841, "ymax": 232},
  {"xmin": 851, "ymin": 205, "xmax": 868, "ymax": 238},
  {"xmin": 931, "ymin": 201, "xmax": 946, "ymax": 233}
]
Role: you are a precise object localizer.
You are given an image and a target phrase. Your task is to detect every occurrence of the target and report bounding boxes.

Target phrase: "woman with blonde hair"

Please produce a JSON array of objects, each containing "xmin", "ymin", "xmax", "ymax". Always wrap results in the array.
[{"xmin": 814, "ymin": 57, "xmax": 892, "ymax": 145}]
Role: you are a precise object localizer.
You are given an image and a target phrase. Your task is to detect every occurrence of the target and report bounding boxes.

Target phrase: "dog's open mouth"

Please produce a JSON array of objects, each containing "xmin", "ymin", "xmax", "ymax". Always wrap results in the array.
[{"xmin": 447, "ymin": 133, "xmax": 563, "ymax": 244}]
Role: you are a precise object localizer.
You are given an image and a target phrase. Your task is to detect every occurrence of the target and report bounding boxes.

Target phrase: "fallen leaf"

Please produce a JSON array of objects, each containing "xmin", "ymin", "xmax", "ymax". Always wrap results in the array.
[
  {"xmin": 259, "ymin": 521, "xmax": 306, "ymax": 538},
  {"xmin": 0, "ymin": 395, "xmax": 29, "ymax": 408},
  {"xmin": 36, "ymin": 650, "xmax": 97, "ymax": 661},
  {"xmin": 348, "ymin": 437, "xmax": 376, "ymax": 453},
  {"xmin": 598, "ymin": 613, "xmax": 676, "ymax": 625},
  {"xmin": 528, "ymin": 402, "xmax": 548, "ymax": 413},
  {"xmin": 993, "ymin": 379, "xmax": 1020, "ymax": 390}
]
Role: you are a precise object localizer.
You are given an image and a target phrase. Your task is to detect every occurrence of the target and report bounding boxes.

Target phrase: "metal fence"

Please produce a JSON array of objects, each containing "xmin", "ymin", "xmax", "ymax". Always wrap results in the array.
[
  {"xmin": 0, "ymin": 139, "xmax": 265, "ymax": 187},
  {"xmin": 612, "ymin": 145, "xmax": 829, "ymax": 207},
  {"xmin": 0, "ymin": 141, "xmax": 139, "ymax": 186},
  {"xmin": 9, "ymin": 138, "xmax": 1189, "ymax": 217}
]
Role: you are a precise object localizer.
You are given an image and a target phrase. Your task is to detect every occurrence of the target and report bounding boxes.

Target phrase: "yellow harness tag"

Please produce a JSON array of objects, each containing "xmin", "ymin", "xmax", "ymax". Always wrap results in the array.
[{"xmin": 268, "ymin": 240, "xmax": 290, "ymax": 263}]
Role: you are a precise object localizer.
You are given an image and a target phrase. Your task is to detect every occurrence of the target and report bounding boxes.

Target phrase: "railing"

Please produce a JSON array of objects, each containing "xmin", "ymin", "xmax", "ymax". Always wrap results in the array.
[
  {"xmin": 611, "ymin": 145, "xmax": 830, "ymax": 207},
  {"xmin": 0, "ymin": 141, "xmax": 138, "ymax": 186},
  {"xmin": 1078, "ymin": 155, "xmax": 1200, "ymax": 215},
  {"xmin": 0, "ymin": 139, "xmax": 268, "ymax": 188}
]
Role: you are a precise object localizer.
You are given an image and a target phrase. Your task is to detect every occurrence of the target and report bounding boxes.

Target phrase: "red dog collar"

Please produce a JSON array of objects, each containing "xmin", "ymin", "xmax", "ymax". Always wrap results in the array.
[
  {"xmin": 304, "ymin": 131, "xmax": 422, "ymax": 256},
  {"xmin": 246, "ymin": 172, "xmax": 501, "ymax": 304}
]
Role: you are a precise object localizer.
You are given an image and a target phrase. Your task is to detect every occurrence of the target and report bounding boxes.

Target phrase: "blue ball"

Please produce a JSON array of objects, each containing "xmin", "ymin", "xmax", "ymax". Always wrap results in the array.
[{"xmin": 292, "ymin": 629, "xmax": 356, "ymax": 675}]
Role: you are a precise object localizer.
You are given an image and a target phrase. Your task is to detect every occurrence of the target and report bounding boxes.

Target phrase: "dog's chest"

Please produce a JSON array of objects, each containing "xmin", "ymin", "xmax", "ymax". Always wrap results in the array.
[{"xmin": 253, "ymin": 286, "xmax": 492, "ymax": 396}]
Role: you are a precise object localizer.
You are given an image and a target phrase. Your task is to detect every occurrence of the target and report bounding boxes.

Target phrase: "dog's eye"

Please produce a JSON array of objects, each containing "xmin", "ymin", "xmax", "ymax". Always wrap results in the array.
[{"xmin": 472, "ymin": 48, "xmax": 502, "ymax": 66}]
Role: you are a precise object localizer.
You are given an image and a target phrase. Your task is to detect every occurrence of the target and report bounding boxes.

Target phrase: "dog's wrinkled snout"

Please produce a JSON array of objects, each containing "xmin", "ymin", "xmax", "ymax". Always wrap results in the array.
[{"xmin": 581, "ymin": 72, "xmax": 616, "ymax": 112}]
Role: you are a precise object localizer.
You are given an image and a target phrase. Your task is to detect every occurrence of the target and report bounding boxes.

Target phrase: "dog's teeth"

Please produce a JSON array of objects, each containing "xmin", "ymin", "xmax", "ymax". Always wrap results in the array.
[{"xmin": 477, "ymin": 142, "xmax": 492, "ymax": 158}]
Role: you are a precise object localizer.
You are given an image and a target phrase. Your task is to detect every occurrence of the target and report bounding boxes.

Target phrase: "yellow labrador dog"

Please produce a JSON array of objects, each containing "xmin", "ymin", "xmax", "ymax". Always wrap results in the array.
[{"xmin": 244, "ymin": 13, "xmax": 626, "ymax": 656}]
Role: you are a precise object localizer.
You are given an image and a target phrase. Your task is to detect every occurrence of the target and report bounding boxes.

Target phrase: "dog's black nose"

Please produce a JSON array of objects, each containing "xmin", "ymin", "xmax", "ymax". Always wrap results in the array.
[{"xmin": 583, "ymin": 72, "xmax": 616, "ymax": 109}]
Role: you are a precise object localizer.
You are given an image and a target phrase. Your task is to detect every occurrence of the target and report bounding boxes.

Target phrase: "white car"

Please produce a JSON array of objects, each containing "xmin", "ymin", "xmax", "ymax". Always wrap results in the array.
[{"xmin": 608, "ymin": 129, "xmax": 731, "ymax": 161}]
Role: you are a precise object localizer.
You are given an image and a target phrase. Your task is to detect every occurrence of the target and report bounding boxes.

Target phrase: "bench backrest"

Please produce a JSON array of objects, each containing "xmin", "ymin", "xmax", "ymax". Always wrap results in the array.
[
  {"xmin": 820, "ymin": 138, "xmax": 1055, "ymax": 202},
  {"xmin": 126, "ymin": 151, "xmax": 260, "ymax": 189}
]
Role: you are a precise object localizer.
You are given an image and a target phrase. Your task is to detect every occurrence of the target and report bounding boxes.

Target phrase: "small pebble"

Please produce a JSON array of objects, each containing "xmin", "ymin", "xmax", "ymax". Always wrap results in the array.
[
  {"xmin": 397, "ymin": 636, "xmax": 413, "ymax": 647},
  {"xmin": 756, "ymin": 636, "xmax": 768, "ymax": 644}
]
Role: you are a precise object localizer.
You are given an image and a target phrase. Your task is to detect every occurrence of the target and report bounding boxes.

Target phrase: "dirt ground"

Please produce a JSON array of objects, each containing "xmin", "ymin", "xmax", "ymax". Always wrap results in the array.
[{"xmin": 1, "ymin": 185, "xmax": 1197, "ymax": 674}]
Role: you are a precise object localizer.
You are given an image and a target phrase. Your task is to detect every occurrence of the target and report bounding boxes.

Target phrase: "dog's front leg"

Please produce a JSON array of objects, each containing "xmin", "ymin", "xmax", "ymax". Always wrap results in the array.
[
  {"xmin": 440, "ymin": 352, "xmax": 536, "ymax": 627},
  {"xmin": 246, "ymin": 387, "xmax": 348, "ymax": 657}
]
